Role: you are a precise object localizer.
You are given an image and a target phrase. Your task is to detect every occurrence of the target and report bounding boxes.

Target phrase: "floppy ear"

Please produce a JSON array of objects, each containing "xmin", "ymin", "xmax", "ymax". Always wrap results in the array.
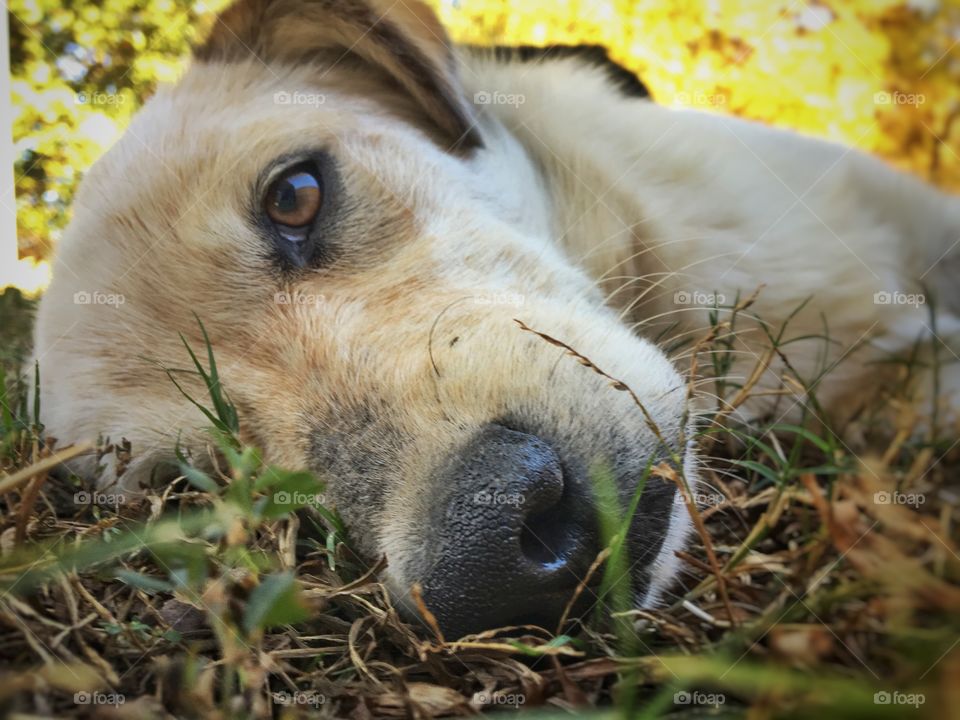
[{"xmin": 194, "ymin": 0, "xmax": 482, "ymax": 151}]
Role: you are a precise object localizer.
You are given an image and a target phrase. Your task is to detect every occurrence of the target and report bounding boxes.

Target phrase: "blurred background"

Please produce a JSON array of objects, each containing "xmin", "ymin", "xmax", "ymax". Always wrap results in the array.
[{"xmin": 5, "ymin": 0, "xmax": 960, "ymax": 295}]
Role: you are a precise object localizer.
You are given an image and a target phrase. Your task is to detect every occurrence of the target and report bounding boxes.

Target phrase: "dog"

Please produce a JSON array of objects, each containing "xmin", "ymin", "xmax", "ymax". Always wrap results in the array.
[{"xmin": 32, "ymin": 0, "xmax": 960, "ymax": 637}]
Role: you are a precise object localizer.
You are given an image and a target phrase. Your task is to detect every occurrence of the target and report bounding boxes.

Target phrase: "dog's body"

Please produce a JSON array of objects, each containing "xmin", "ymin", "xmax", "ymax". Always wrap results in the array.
[{"xmin": 32, "ymin": 0, "xmax": 960, "ymax": 636}]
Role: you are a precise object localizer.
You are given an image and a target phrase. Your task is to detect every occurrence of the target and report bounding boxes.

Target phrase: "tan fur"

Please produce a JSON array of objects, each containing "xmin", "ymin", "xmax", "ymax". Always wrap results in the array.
[
  {"xmin": 195, "ymin": 0, "xmax": 480, "ymax": 150},
  {"xmin": 33, "ymin": 2, "xmax": 694, "ymax": 616}
]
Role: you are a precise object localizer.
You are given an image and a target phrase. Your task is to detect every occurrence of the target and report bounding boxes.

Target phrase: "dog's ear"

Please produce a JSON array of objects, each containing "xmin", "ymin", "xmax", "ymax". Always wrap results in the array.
[{"xmin": 194, "ymin": 0, "xmax": 481, "ymax": 151}]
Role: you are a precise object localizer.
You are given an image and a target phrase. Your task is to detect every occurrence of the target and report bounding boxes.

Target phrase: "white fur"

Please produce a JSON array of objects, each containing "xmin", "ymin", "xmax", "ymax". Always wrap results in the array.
[{"xmin": 463, "ymin": 51, "xmax": 960, "ymax": 426}]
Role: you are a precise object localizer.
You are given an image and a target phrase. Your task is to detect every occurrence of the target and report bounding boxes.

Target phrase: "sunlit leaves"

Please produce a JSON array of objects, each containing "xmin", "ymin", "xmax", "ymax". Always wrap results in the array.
[
  {"xmin": 8, "ymin": 0, "xmax": 231, "ymax": 257},
  {"xmin": 428, "ymin": 0, "xmax": 960, "ymax": 189}
]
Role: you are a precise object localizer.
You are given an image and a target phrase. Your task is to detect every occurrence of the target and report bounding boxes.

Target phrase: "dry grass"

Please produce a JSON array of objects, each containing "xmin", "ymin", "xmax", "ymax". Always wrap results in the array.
[{"xmin": 1, "ymin": 285, "xmax": 959, "ymax": 719}]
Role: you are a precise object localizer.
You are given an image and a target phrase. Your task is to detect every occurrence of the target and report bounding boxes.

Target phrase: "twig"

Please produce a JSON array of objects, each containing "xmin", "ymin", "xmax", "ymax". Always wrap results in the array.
[{"xmin": 0, "ymin": 442, "xmax": 93, "ymax": 495}]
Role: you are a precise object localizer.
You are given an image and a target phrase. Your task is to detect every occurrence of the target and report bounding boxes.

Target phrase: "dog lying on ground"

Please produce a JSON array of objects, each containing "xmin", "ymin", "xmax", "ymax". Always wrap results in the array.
[{"xmin": 32, "ymin": 0, "xmax": 960, "ymax": 637}]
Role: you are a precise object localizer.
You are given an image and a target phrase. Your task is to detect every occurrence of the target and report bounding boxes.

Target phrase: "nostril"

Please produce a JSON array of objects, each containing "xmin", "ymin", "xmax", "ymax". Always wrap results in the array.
[
  {"xmin": 520, "ymin": 512, "xmax": 572, "ymax": 569},
  {"xmin": 481, "ymin": 423, "xmax": 588, "ymax": 575},
  {"xmin": 519, "ymin": 478, "xmax": 582, "ymax": 572}
]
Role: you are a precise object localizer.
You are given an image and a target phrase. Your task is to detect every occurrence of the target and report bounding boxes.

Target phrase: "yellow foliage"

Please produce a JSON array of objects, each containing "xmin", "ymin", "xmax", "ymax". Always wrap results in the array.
[{"xmin": 429, "ymin": 0, "xmax": 960, "ymax": 190}]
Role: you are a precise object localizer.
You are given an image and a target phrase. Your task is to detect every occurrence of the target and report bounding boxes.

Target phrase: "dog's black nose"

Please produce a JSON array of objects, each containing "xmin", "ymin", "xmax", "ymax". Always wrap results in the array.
[{"xmin": 417, "ymin": 423, "xmax": 599, "ymax": 638}]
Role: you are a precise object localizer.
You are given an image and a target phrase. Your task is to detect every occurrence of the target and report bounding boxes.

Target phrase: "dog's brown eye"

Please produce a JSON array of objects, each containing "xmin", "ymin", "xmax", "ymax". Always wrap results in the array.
[{"xmin": 264, "ymin": 165, "xmax": 323, "ymax": 229}]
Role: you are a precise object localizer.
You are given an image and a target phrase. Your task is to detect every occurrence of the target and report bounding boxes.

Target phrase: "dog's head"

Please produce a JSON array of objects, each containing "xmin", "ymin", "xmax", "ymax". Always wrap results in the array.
[{"xmin": 34, "ymin": 0, "xmax": 696, "ymax": 637}]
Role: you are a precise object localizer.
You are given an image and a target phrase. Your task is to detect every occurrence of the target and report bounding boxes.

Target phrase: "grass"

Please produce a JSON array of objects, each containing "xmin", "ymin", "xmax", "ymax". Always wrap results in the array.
[{"xmin": 1, "ymin": 284, "xmax": 959, "ymax": 719}]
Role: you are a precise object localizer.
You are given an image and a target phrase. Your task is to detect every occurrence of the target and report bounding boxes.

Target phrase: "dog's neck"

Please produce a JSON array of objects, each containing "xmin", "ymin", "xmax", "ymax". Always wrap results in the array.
[{"xmin": 460, "ymin": 49, "xmax": 675, "ymax": 331}]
